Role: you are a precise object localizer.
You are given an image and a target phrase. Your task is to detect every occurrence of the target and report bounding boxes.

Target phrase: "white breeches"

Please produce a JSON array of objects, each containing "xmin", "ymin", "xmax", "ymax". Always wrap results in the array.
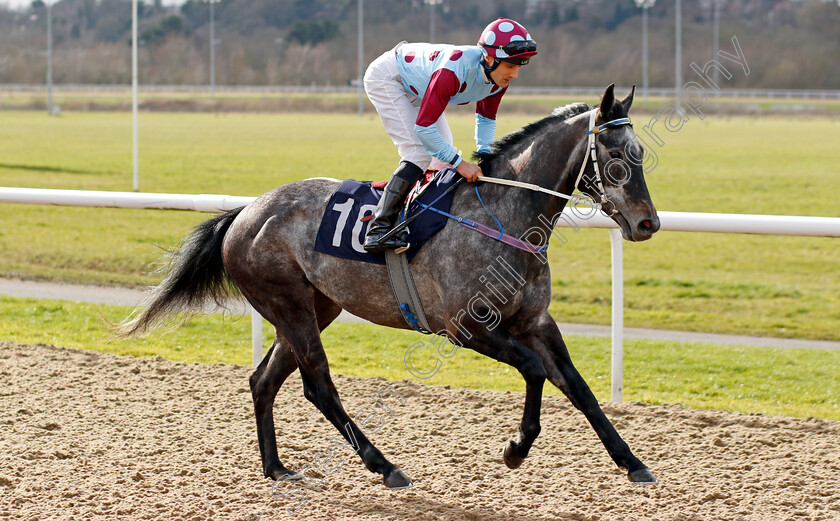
[{"xmin": 363, "ymin": 46, "xmax": 454, "ymax": 171}]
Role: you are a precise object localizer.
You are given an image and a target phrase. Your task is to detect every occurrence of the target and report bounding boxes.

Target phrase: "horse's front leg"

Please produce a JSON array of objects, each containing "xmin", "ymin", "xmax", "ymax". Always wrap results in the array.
[
  {"xmin": 453, "ymin": 319, "xmax": 547, "ymax": 469},
  {"xmin": 530, "ymin": 316, "xmax": 657, "ymax": 482},
  {"xmin": 503, "ymin": 366, "xmax": 545, "ymax": 469}
]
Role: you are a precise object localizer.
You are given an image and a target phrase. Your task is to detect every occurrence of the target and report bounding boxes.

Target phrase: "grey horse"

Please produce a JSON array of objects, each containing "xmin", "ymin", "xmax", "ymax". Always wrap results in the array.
[{"xmin": 120, "ymin": 84, "xmax": 660, "ymax": 489}]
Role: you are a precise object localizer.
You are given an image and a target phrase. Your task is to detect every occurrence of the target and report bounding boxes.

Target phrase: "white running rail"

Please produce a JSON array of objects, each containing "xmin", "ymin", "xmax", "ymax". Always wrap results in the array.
[{"xmin": 2, "ymin": 186, "xmax": 839, "ymax": 399}]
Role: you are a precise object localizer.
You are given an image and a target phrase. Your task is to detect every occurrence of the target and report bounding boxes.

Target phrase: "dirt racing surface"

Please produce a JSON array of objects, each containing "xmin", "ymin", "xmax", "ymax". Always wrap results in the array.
[{"xmin": 1, "ymin": 341, "xmax": 838, "ymax": 521}]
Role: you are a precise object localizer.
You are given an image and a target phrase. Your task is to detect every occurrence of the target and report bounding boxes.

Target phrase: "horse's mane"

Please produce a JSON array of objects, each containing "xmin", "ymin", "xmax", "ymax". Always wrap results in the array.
[{"xmin": 475, "ymin": 102, "xmax": 591, "ymax": 166}]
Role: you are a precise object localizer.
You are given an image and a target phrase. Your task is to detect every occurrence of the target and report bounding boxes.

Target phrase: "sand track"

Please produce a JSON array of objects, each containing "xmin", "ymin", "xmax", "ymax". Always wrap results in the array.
[{"xmin": 1, "ymin": 341, "xmax": 838, "ymax": 521}]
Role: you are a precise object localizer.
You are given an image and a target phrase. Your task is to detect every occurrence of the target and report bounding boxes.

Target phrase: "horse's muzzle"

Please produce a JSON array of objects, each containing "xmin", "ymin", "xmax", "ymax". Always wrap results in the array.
[{"xmin": 613, "ymin": 209, "xmax": 660, "ymax": 242}]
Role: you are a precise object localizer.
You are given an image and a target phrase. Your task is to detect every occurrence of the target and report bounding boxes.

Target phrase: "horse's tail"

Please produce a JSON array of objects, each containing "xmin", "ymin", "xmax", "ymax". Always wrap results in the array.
[{"xmin": 117, "ymin": 206, "xmax": 245, "ymax": 337}]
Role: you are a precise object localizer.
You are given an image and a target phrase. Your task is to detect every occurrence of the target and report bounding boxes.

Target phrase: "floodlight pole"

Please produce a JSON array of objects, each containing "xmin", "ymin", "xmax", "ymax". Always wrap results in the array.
[
  {"xmin": 357, "ymin": 0, "xmax": 364, "ymax": 116},
  {"xmin": 713, "ymin": 0, "xmax": 720, "ymax": 89},
  {"xmin": 209, "ymin": 0, "xmax": 217, "ymax": 99},
  {"xmin": 132, "ymin": 0, "xmax": 139, "ymax": 192},
  {"xmin": 425, "ymin": 0, "xmax": 442, "ymax": 44},
  {"xmin": 642, "ymin": 5, "xmax": 647, "ymax": 104},
  {"xmin": 634, "ymin": 0, "xmax": 655, "ymax": 105},
  {"xmin": 46, "ymin": 1, "xmax": 53, "ymax": 116},
  {"xmin": 430, "ymin": 1, "xmax": 435, "ymax": 43},
  {"xmin": 675, "ymin": 0, "xmax": 682, "ymax": 114}
]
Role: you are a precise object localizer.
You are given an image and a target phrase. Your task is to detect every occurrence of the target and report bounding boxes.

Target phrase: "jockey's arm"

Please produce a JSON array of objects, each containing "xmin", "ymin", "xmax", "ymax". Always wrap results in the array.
[
  {"xmin": 414, "ymin": 69, "xmax": 492, "ymax": 182},
  {"xmin": 475, "ymin": 88, "xmax": 505, "ymax": 155},
  {"xmin": 414, "ymin": 69, "xmax": 462, "ymax": 167}
]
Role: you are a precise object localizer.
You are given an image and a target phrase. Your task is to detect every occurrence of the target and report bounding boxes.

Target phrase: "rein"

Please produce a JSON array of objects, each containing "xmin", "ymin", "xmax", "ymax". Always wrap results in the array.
[
  {"xmin": 477, "ymin": 110, "xmax": 632, "ymax": 212},
  {"xmin": 416, "ymin": 197, "xmax": 548, "ymax": 255},
  {"xmin": 385, "ymin": 110, "xmax": 633, "ymax": 255}
]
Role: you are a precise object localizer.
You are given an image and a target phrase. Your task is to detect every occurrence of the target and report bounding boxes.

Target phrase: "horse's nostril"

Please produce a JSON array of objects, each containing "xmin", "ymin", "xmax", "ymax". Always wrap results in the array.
[{"xmin": 640, "ymin": 219, "xmax": 652, "ymax": 231}]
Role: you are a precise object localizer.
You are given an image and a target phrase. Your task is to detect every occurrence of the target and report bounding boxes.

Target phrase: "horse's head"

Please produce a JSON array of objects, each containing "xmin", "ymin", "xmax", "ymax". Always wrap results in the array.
[{"xmin": 579, "ymin": 84, "xmax": 660, "ymax": 242}]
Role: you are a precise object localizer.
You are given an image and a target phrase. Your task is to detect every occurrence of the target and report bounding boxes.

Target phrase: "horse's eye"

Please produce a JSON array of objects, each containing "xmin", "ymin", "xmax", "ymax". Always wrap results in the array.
[{"xmin": 609, "ymin": 151, "xmax": 622, "ymax": 159}]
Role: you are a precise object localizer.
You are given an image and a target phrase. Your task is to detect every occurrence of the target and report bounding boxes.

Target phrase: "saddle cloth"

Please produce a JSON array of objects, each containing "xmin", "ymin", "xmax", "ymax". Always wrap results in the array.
[{"xmin": 314, "ymin": 169, "xmax": 460, "ymax": 265}]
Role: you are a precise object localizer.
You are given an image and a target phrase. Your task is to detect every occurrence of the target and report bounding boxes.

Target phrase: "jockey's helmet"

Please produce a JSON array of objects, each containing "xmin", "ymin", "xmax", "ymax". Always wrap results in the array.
[{"xmin": 478, "ymin": 18, "xmax": 538, "ymax": 67}]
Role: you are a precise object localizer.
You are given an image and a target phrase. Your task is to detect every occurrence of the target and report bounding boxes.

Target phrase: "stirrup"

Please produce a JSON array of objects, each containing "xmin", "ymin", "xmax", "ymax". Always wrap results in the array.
[{"xmin": 363, "ymin": 228, "xmax": 408, "ymax": 253}]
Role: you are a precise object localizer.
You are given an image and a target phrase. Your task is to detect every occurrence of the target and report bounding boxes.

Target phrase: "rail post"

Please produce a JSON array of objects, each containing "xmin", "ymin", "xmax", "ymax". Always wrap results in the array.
[
  {"xmin": 251, "ymin": 306, "xmax": 263, "ymax": 367},
  {"xmin": 609, "ymin": 229, "xmax": 624, "ymax": 402}
]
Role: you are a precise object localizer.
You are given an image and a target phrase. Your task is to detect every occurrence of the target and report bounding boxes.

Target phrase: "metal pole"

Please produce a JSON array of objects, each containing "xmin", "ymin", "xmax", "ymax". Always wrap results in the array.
[
  {"xmin": 46, "ymin": 1, "xmax": 53, "ymax": 116},
  {"xmin": 713, "ymin": 0, "xmax": 720, "ymax": 89},
  {"xmin": 357, "ymin": 0, "xmax": 364, "ymax": 116},
  {"xmin": 635, "ymin": 0, "xmax": 655, "ymax": 104},
  {"xmin": 675, "ymin": 0, "xmax": 682, "ymax": 114},
  {"xmin": 209, "ymin": 0, "xmax": 215, "ymax": 100},
  {"xmin": 609, "ymin": 228, "xmax": 624, "ymax": 402},
  {"xmin": 642, "ymin": 6, "xmax": 648, "ymax": 104},
  {"xmin": 430, "ymin": 1, "xmax": 435, "ymax": 43},
  {"xmin": 132, "ymin": 0, "xmax": 139, "ymax": 192},
  {"xmin": 251, "ymin": 306, "xmax": 263, "ymax": 367}
]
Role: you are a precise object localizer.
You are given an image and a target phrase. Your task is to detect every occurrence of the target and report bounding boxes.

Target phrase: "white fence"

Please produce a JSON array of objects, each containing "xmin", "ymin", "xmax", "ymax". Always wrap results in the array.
[
  {"xmin": 2, "ymin": 186, "xmax": 839, "ymax": 400},
  {"xmin": 3, "ymin": 83, "xmax": 840, "ymax": 100}
]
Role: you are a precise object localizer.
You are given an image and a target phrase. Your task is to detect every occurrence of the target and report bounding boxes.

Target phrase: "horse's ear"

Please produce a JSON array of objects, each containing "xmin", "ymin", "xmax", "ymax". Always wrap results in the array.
[
  {"xmin": 621, "ymin": 85, "xmax": 636, "ymax": 113},
  {"xmin": 598, "ymin": 84, "xmax": 616, "ymax": 118}
]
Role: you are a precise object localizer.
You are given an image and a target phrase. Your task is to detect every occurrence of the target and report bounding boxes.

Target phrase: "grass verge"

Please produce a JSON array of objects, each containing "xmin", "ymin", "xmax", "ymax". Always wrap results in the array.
[
  {"xmin": 1, "ymin": 294, "xmax": 837, "ymax": 421},
  {"xmin": 1, "ymin": 112, "xmax": 838, "ymax": 341}
]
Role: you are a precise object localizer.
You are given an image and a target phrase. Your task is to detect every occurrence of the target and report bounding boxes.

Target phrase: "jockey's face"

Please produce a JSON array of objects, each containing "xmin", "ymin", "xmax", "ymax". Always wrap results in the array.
[{"xmin": 485, "ymin": 58, "xmax": 522, "ymax": 89}]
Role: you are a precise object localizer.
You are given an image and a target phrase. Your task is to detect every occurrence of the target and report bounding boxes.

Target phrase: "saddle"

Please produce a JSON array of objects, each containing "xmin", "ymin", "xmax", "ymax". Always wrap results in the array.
[
  {"xmin": 314, "ymin": 169, "xmax": 460, "ymax": 266},
  {"xmin": 313, "ymin": 169, "xmax": 460, "ymax": 334}
]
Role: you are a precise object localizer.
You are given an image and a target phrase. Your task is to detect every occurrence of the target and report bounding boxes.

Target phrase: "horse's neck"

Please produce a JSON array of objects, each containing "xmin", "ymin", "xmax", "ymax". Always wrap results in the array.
[{"xmin": 489, "ymin": 116, "xmax": 588, "ymax": 227}]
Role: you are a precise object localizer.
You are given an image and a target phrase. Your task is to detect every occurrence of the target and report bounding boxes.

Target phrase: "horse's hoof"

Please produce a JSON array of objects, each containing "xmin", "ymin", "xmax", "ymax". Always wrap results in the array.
[
  {"xmin": 628, "ymin": 467, "xmax": 658, "ymax": 483},
  {"xmin": 502, "ymin": 442, "xmax": 525, "ymax": 469},
  {"xmin": 383, "ymin": 467, "xmax": 413, "ymax": 489},
  {"xmin": 270, "ymin": 470, "xmax": 304, "ymax": 481}
]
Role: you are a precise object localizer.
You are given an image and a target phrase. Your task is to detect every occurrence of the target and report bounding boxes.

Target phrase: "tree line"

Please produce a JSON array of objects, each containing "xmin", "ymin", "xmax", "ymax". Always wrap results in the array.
[{"xmin": 1, "ymin": 0, "xmax": 838, "ymax": 89}]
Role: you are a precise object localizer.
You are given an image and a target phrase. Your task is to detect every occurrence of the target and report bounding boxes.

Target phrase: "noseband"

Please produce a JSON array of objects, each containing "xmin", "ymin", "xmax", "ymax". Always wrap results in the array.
[{"xmin": 477, "ymin": 109, "xmax": 632, "ymax": 212}]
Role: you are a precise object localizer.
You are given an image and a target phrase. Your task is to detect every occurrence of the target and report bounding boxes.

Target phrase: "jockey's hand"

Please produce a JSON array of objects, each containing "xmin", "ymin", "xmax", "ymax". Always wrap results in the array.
[{"xmin": 456, "ymin": 160, "xmax": 482, "ymax": 182}]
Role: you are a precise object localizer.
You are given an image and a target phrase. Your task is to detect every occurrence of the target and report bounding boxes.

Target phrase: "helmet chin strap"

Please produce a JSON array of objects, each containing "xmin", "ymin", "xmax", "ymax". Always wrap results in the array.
[{"xmin": 482, "ymin": 60, "xmax": 500, "ymax": 85}]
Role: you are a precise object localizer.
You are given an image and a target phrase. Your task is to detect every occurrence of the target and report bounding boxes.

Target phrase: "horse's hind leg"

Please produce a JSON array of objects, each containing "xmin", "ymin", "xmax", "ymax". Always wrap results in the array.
[
  {"xmin": 250, "ymin": 337, "xmax": 304, "ymax": 480},
  {"xmin": 293, "ymin": 333, "xmax": 413, "ymax": 489},
  {"xmin": 250, "ymin": 293, "xmax": 341, "ymax": 481},
  {"xmin": 261, "ymin": 286, "xmax": 412, "ymax": 489}
]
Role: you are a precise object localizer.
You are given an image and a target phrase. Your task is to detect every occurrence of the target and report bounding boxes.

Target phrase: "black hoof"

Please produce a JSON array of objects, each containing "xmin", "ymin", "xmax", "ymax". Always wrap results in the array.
[
  {"xmin": 383, "ymin": 467, "xmax": 413, "ymax": 489},
  {"xmin": 502, "ymin": 442, "xmax": 525, "ymax": 469},
  {"xmin": 628, "ymin": 467, "xmax": 658, "ymax": 483}
]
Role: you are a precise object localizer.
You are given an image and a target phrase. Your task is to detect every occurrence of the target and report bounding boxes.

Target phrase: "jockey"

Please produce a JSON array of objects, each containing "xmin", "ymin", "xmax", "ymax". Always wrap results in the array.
[{"xmin": 362, "ymin": 18, "xmax": 537, "ymax": 253}]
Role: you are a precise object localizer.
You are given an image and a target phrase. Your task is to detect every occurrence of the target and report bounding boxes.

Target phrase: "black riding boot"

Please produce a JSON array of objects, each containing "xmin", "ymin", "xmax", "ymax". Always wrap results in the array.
[{"xmin": 363, "ymin": 161, "xmax": 425, "ymax": 253}]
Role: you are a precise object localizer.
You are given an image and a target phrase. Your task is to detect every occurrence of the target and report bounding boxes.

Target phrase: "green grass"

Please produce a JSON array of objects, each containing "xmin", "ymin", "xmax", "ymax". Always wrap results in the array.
[
  {"xmin": 0, "ymin": 294, "xmax": 837, "ymax": 420},
  {"xmin": 2, "ymin": 110, "xmax": 836, "ymax": 340}
]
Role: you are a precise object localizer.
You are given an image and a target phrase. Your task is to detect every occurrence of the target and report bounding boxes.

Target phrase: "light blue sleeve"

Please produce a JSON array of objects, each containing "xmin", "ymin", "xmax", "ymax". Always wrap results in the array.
[
  {"xmin": 414, "ymin": 124, "xmax": 462, "ymax": 166},
  {"xmin": 475, "ymin": 114, "xmax": 497, "ymax": 154}
]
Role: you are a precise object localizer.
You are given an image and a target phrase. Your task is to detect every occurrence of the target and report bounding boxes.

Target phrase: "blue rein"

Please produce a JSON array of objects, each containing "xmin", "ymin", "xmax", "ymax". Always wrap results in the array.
[{"xmin": 474, "ymin": 185, "xmax": 504, "ymax": 240}]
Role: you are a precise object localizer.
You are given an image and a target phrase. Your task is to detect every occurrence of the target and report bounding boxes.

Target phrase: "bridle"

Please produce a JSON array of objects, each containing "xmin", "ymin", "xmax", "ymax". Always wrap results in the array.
[
  {"xmin": 573, "ymin": 110, "xmax": 632, "ymax": 213},
  {"xmin": 477, "ymin": 109, "xmax": 633, "ymax": 213},
  {"xmin": 391, "ymin": 109, "xmax": 635, "ymax": 255}
]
